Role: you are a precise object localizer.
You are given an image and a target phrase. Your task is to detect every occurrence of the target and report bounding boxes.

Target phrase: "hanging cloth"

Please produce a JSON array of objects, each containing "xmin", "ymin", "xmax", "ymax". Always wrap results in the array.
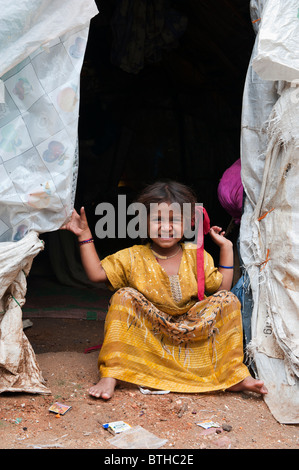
[
  {"xmin": 217, "ymin": 159, "xmax": 243, "ymax": 225},
  {"xmin": 195, "ymin": 206, "xmax": 210, "ymax": 301}
]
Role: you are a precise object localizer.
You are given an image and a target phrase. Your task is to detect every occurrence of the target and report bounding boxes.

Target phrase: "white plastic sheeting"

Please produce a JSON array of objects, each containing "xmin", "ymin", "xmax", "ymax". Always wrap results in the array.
[
  {"xmin": 0, "ymin": 0, "xmax": 98, "ymax": 393},
  {"xmin": 240, "ymin": 0, "xmax": 299, "ymax": 423},
  {"xmin": 253, "ymin": 0, "xmax": 299, "ymax": 82},
  {"xmin": 0, "ymin": 0, "xmax": 98, "ymax": 242},
  {"xmin": 0, "ymin": 232, "xmax": 50, "ymax": 393}
]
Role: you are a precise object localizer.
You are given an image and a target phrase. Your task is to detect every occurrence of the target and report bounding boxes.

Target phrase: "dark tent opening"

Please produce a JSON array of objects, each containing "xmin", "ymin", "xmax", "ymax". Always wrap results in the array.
[{"xmin": 25, "ymin": 0, "xmax": 255, "ymax": 318}]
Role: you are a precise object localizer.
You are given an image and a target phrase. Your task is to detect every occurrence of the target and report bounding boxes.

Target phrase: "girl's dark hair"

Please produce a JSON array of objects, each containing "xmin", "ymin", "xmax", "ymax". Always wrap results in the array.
[
  {"xmin": 136, "ymin": 180, "xmax": 197, "ymax": 212},
  {"xmin": 136, "ymin": 180, "xmax": 197, "ymax": 242}
]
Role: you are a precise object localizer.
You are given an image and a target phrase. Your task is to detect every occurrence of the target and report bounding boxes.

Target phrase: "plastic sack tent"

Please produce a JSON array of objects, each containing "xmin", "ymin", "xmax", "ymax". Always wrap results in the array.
[
  {"xmin": 240, "ymin": 0, "xmax": 299, "ymax": 423},
  {"xmin": 0, "ymin": 0, "xmax": 98, "ymax": 393}
]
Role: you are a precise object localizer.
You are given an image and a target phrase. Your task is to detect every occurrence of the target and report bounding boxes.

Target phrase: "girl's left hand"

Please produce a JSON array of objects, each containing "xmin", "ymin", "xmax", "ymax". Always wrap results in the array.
[{"xmin": 209, "ymin": 226, "xmax": 232, "ymax": 247}]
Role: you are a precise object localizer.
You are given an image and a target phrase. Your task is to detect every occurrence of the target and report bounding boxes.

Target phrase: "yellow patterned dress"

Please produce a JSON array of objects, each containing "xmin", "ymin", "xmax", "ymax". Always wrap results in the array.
[{"xmin": 98, "ymin": 243, "xmax": 250, "ymax": 393}]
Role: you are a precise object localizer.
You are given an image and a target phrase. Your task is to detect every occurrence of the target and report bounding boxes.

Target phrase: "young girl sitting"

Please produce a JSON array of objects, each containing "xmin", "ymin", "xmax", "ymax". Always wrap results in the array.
[{"xmin": 62, "ymin": 180, "xmax": 267, "ymax": 400}]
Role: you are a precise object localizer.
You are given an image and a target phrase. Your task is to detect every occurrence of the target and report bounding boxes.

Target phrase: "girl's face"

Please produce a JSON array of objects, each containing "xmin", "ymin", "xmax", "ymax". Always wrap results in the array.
[{"xmin": 148, "ymin": 202, "xmax": 184, "ymax": 250}]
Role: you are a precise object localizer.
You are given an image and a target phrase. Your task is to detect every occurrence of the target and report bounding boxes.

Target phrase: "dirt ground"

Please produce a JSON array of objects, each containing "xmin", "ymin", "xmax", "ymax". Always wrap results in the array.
[{"xmin": 0, "ymin": 317, "xmax": 298, "ymax": 452}]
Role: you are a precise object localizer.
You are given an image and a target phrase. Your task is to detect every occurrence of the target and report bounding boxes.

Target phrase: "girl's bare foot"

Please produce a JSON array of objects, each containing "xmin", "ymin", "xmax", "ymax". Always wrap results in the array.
[
  {"xmin": 89, "ymin": 377, "xmax": 117, "ymax": 399},
  {"xmin": 227, "ymin": 376, "xmax": 268, "ymax": 395}
]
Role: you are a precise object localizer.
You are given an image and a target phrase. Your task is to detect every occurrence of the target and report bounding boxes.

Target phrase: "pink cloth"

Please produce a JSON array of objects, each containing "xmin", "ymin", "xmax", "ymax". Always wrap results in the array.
[
  {"xmin": 217, "ymin": 159, "xmax": 243, "ymax": 224},
  {"xmin": 196, "ymin": 206, "xmax": 210, "ymax": 301}
]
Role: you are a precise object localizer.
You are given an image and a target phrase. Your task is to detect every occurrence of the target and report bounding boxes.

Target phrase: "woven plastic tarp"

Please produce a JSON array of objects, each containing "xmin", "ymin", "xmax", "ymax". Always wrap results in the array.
[
  {"xmin": 252, "ymin": 0, "xmax": 299, "ymax": 82},
  {"xmin": 0, "ymin": 0, "xmax": 98, "ymax": 242},
  {"xmin": 0, "ymin": 0, "xmax": 98, "ymax": 393},
  {"xmin": 0, "ymin": 232, "xmax": 50, "ymax": 393},
  {"xmin": 240, "ymin": 0, "xmax": 299, "ymax": 423}
]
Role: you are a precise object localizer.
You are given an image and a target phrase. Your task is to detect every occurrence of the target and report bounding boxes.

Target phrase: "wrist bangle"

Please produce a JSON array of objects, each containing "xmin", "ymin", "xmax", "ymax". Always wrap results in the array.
[
  {"xmin": 79, "ymin": 237, "xmax": 94, "ymax": 246},
  {"xmin": 219, "ymin": 264, "xmax": 234, "ymax": 269}
]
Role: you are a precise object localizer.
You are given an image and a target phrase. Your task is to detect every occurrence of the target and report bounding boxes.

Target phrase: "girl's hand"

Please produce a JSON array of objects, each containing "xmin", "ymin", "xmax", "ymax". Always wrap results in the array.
[
  {"xmin": 210, "ymin": 225, "xmax": 234, "ymax": 291},
  {"xmin": 209, "ymin": 225, "xmax": 232, "ymax": 248},
  {"xmin": 61, "ymin": 207, "xmax": 90, "ymax": 239},
  {"xmin": 62, "ymin": 207, "xmax": 107, "ymax": 283}
]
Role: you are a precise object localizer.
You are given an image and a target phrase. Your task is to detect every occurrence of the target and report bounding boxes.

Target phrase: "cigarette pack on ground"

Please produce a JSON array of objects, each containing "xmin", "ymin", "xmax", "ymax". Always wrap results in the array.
[
  {"xmin": 103, "ymin": 421, "xmax": 131, "ymax": 435},
  {"xmin": 48, "ymin": 402, "xmax": 72, "ymax": 415}
]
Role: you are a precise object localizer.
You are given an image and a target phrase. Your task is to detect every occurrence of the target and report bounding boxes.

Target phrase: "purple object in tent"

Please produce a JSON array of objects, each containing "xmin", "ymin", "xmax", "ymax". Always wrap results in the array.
[{"xmin": 217, "ymin": 159, "xmax": 243, "ymax": 224}]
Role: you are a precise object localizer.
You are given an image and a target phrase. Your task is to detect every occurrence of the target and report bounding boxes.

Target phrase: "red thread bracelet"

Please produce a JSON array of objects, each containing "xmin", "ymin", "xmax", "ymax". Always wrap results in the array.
[{"xmin": 79, "ymin": 237, "xmax": 94, "ymax": 245}]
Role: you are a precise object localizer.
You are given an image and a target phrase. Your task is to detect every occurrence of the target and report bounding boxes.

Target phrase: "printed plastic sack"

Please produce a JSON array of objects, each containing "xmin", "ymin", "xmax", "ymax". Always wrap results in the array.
[{"xmin": 0, "ymin": 0, "xmax": 98, "ymax": 242}]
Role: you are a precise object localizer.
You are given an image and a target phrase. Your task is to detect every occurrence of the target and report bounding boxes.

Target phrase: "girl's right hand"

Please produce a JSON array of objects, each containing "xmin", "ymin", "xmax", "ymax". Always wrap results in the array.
[{"xmin": 61, "ymin": 207, "xmax": 91, "ymax": 239}]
